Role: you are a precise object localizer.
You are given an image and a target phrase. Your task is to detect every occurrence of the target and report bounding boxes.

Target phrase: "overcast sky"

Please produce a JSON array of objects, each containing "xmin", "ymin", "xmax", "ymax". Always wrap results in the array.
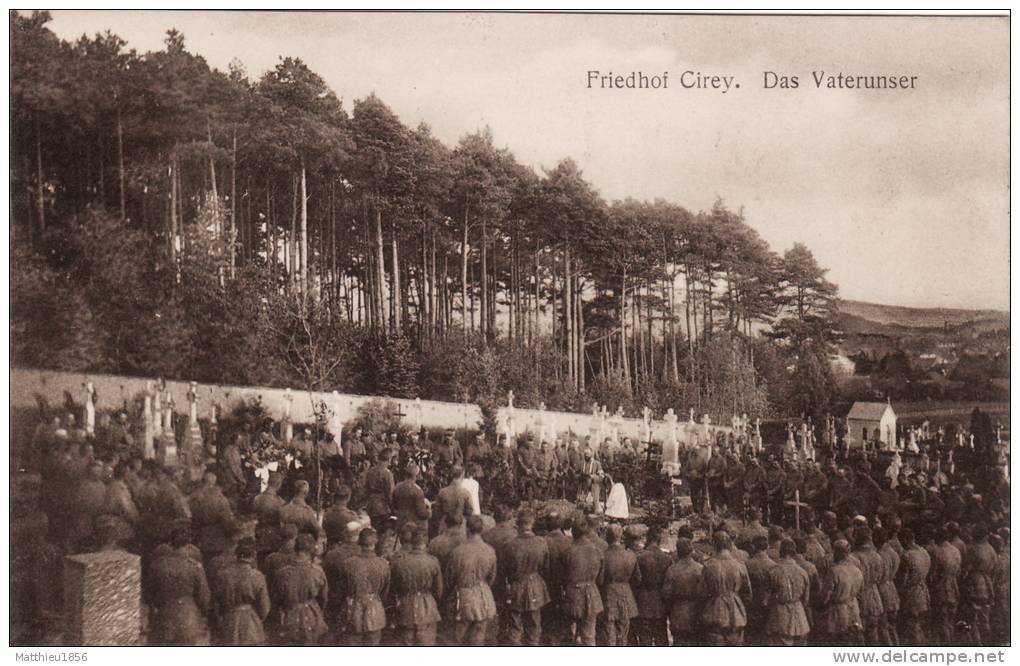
[{"xmin": 48, "ymin": 11, "xmax": 1010, "ymax": 311}]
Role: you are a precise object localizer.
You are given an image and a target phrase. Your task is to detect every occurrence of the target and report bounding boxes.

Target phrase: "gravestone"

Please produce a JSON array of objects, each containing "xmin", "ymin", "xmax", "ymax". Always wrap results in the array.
[{"xmin": 63, "ymin": 550, "xmax": 141, "ymax": 645}]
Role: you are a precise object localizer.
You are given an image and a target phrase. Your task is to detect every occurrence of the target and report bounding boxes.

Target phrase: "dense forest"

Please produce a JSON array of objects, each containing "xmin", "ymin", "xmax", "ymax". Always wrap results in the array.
[{"xmin": 9, "ymin": 11, "xmax": 843, "ymax": 421}]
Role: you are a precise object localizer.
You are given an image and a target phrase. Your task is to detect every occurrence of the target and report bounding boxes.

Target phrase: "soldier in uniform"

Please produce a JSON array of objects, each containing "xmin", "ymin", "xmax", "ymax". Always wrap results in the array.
[
  {"xmin": 431, "ymin": 465, "xmax": 472, "ymax": 538},
  {"xmin": 562, "ymin": 516, "xmax": 604, "ymax": 646},
  {"xmin": 660, "ymin": 536, "xmax": 701, "ymax": 646},
  {"xmin": 273, "ymin": 533, "xmax": 328, "ymax": 645},
  {"xmin": 503, "ymin": 509, "xmax": 550, "ymax": 646},
  {"xmin": 600, "ymin": 524, "xmax": 640, "ymax": 646},
  {"xmin": 263, "ymin": 523, "xmax": 299, "ymax": 594},
  {"xmin": 189, "ymin": 471, "xmax": 236, "ymax": 566},
  {"xmin": 961, "ymin": 524, "xmax": 996, "ymax": 645},
  {"xmin": 874, "ymin": 527, "xmax": 901, "ymax": 646},
  {"xmin": 766, "ymin": 539, "xmax": 811, "ymax": 646},
  {"xmin": 465, "ymin": 433, "xmax": 491, "ymax": 469},
  {"xmin": 429, "ymin": 513, "xmax": 466, "ymax": 571},
  {"xmin": 392, "ymin": 464, "xmax": 431, "ymax": 534},
  {"xmin": 632, "ymin": 527, "xmax": 671, "ymax": 646},
  {"xmin": 538, "ymin": 511, "xmax": 570, "ymax": 642},
  {"xmin": 101, "ymin": 462, "xmax": 140, "ymax": 549},
  {"xmin": 895, "ymin": 528, "xmax": 931, "ymax": 646},
  {"xmin": 364, "ymin": 451, "xmax": 395, "ymax": 531},
  {"xmin": 700, "ymin": 531, "xmax": 751, "ymax": 646},
  {"xmin": 852, "ymin": 527, "xmax": 887, "ymax": 645},
  {"xmin": 445, "ymin": 515, "xmax": 498, "ymax": 646},
  {"xmin": 928, "ymin": 526, "xmax": 960, "ymax": 646},
  {"xmin": 516, "ymin": 437, "xmax": 538, "ymax": 502},
  {"xmin": 71, "ymin": 462, "xmax": 108, "ymax": 551},
  {"xmin": 148, "ymin": 525, "xmax": 212, "ymax": 646},
  {"xmin": 253, "ymin": 473, "xmax": 286, "ymax": 564},
  {"xmin": 535, "ymin": 441, "xmax": 557, "ymax": 501},
  {"xmin": 744, "ymin": 535, "xmax": 775, "ymax": 644},
  {"xmin": 818, "ymin": 539, "xmax": 863, "ymax": 645},
  {"xmin": 764, "ymin": 459, "xmax": 786, "ymax": 525},
  {"xmin": 322, "ymin": 521, "xmax": 364, "ymax": 627},
  {"xmin": 321, "ymin": 484, "xmax": 360, "ymax": 544},
  {"xmin": 278, "ymin": 480, "xmax": 320, "ymax": 538},
  {"xmin": 335, "ymin": 528, "xmax": 390, "ymax": 646},
  {"xmin": 389, "ymin": 524, "xmax": 443, "ymax": 646},
  {"xmin": 213, "ymin": 537, "xmax": 271, "ymax": 646},
  {"xmin": 434, "ymin": 430, "xmax": 464, "ymax": 469}
]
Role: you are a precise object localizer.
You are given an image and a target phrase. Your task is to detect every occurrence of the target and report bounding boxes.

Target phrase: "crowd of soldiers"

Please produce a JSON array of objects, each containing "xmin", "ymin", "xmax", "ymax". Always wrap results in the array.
[{"xmin": 14, "ymin": 409, "xmax": 1011, "ymax": 647}]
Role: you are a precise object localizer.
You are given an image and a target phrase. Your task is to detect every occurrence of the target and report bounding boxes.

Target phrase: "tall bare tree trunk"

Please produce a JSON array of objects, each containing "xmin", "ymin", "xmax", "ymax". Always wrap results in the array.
[
  {"xmin": 566, "ymin": 247, "xmax": 574, "ymax": 385},
  {"xmin": 229, "ymin": 129, "xmax": 237, "ymax": 278},
  {"xmin": 116, "ymin": 104, "xmax": 126, "ymax": 220},
  {"xmin": 577, "ymin": 279, "xmax": 585, "ymax": 393},
  {"xmin": 391, "ymin": 221, "xmax": 402, "ymax": 332},
  {"xmin": 299, "ymin": 159, "xmax": 309, "ymax": 299},
  {"xmin": 461, "ymin": 204, "xmax": 470, "ymax": 333},
  {"xmin": 35, "ymin": 116, "xmax": 45, "ymax": 236},
  {"xmin": 374, "ymin": 203, "xmax": 387, "ymax": 333},
  {"xmin": 480, "ymin": 217, "xmax": 488, "ymax": 341}
]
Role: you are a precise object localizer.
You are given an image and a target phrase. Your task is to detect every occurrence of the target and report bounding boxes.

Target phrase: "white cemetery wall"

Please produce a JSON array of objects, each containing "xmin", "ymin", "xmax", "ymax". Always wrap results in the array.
[{"xmin": 11, "ymin": 367, "xmax": 732, "ymax": 441}]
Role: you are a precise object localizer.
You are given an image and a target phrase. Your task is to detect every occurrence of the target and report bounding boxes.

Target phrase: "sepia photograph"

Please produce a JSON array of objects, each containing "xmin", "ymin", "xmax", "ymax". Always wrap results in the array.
[{"xmin": 7, "ymin": 9, "xmax": 1011, "ymax": 653}]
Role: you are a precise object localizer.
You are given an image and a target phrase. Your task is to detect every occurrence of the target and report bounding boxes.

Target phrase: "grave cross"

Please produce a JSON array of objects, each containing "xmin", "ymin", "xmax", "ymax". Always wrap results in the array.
[
  {"xmin": 785, "ymin": 489, "xmax": 810, "ymax": 532},
  {"xmin": 391, "ymin": 402, "xmax": 408, "ymax": 423}
]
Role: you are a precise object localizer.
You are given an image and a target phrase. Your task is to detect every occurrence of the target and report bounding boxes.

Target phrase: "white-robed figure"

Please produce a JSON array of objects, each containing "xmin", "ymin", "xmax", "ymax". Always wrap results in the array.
[
  {"xmin": 661, "ymin": 408, "xmax": 681, "ymax": 474},
  {"xmin": 605, "ymin": 481, "xmax": 629, "ymax": 519},
  {"xmin": 885, "ymin": 451, "xmax": 903, "ymax": 489}
]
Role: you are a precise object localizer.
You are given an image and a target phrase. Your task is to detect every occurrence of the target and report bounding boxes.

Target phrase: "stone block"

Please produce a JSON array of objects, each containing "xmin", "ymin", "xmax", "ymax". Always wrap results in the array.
[{"xmin": 63, "ymin": 550, "xmax": 141, "ymax": 646}]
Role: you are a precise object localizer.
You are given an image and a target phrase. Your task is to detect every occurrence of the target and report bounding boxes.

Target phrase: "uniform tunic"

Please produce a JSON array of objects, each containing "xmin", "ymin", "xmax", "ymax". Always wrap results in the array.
[
  {"xmin": 562, "ymin": 539, "xmax": 605, "ymax": 621},
  {"xmin": 322, "ymin": 542, "xmax": 361, "ymax": 618},
  {"xmin": 602, "ymin": 545, "xmax": 641, "ymax": 621},
  {"xmin": 278, "ymin": 500, "xmax": 319, "ymax": 537},
  {"xmin": 819, "ymin": 560, "xmax": 863, "ymax": 634},
  {"xmin": 853, "ymin": 544, "xmax": 886, "ymax": 622},
  {"xmin": 662, "ymin": 558, "xmax": 704, "ymax": 636},
  {"xmin": 428, "ymin": 529, "xmax": 464, "ymax": 571},
  {"xmin": 149, "ymin": 552, "xmax": 212, "ymax": 646},
  {"xmin": 273, "ymin": 559, "xmax": 328, "ymax": 644},
  {"xmin": 700, "ymin": 551, "xmax": 751, "ymax": 631},
  {"xmin": 321, "ymin": 504, "xmax": 360, "ymax": 543},
  {"xmin": 189, "ymin": 485, "xmax": 235, "ymax": 556},
  {"xmin": 929, "ymin": 542, "xmax": 962, "ymax": 609},
  {"xmin": 897, "ymin": 546, "xmax": 931, "ymax": 616},
  {"xmin": 962, "ymin": 542, "xmax": 997, "ymax": 607},
  {"xmin": 392, "ymin": 480, "xmax": 430, "ymax": 531},
  {"xmin": 364, "ymin": 464, "xmax": 394, "ymax": 519},
  {"xmin": 215, "ymin": 561, "xmax": 271, "ymax": 645},
  {"xmin": 390, "ymin": 550, "xmax": 443, "ymax": 627},
  {"xmin": 336, "ymin": 551, "xmax": 391, "ymax": 633},
  {"xmin": 253, "ymin": 490, "xmax": 285, "ymax": 553},
  {"xmin": 878, "ymin": 542, "xmax": 901, "ymax": 615},
  {"xmin": 445, "ymin": 537, "xmax": 498, "ymax": 622},
  {"xmin": 766, "ymin": 559, "xmax": 811, "ymax": 639},
  {"xmin": 635, "ymin": 546, "xmax": 672, "ymax": 619},
  {"xmin": 504, "ymin": 533, "xmax": 550, "ymax": 611},
  {"xmin": 746, "ymin": 553, "xmax": 776, "ymax": 625}
]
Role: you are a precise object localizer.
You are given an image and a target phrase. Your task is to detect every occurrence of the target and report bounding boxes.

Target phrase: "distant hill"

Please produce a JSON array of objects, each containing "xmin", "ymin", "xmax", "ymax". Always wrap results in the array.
[{"xmin": 837, "ymin": 299, "xmax": 1009, "ymax": 334}]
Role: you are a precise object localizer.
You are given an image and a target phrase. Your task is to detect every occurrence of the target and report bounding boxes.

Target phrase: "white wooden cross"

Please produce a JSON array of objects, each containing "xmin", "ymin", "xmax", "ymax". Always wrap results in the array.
[{"xmin": 785, "ymin": 489, "xmax": 810, "ymax": 532}]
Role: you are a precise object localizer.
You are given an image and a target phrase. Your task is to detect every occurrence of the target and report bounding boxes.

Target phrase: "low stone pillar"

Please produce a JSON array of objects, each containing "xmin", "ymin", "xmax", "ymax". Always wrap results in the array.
[{"xmin": 63, "ymin": 550, "xmax": 141, "ymax": 645}]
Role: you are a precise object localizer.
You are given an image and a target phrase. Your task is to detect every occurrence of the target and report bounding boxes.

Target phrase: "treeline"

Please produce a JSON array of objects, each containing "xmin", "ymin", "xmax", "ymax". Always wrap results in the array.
[{"xmin": 9, "ymin": 11, "xmax": 842, "ymax": 420}]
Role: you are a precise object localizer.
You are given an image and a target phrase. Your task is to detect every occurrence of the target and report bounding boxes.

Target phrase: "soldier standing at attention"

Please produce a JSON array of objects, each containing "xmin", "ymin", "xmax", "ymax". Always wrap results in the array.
[
  {"xmin": 852, "ymin": 527, "xmax": 887, "ymax": 646},
  {"xmin": 392, "ymin": 464, "xmax": 432, "ymax": 534},
  {"xmin": 253, "ymin": 473, "xmax": 286, "ymax": 565},
  {"xmin": 336, "ymin": 528, "xmax": 390, "ymax": 646},
  {"xmin": 503, "ymin": 509, "xmax": 550, "ymax": 646},
  {"xmin": 928, "ymin": 526, "xmax": 961, "ymax": 646},
  {"xmin": 389, "ymin": 525, "xmax": 443, "ymax": 646},
  {"xmin": 278, "ymin": 480, "xmax": 320, "ymax": 539},
  {"xmin": 634, "ymin": 527, "xmax": 671, "ymax": 646},
  {"xmin": 214, "ymin": 537, "xmax": 271, "ymax": 646},
  {"xmin": 765, "ymin": 538, "xmax": 811, "ymax": 646},
  {"xmin": 364, "ymin": 451, "xmax": 395, "ymax": 532},
  {"xmin": 273, "ymin": 533, "xmax": 328, "ymax": 645},
  {"xmin": 662, "ymin": 537, "xmax": 704, "ymax": 646},
  {"xmin": 445, "ymin": 515, "xmax": 498, "ymax": 646},
  {"xmin": 148, "ymin": 525, "xmax": 212, "ymax": 646},
  {"xmin": 818, "ymin": 539, "xmax": 863, "ymax": 646},
  {"xmin": 895, "ymin": 529, "xmax": 931, "ymax": 646},
  {"xmin": 700, "ymin": 531, "xmax": 751, "ymax": 646},
  {"xmin": 562, "ymin": 516, "xmax": 604, "ymax": 646},
  {"xmin": 601, "ymin": 524, "xmax": 641, "ymax": 646}
]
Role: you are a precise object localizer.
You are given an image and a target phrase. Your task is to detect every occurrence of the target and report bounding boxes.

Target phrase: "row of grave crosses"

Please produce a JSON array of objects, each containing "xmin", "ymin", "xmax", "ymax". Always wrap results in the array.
[{"xmin": 501, "ymin": 391, "xmax": 765, "ymax": 465}]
